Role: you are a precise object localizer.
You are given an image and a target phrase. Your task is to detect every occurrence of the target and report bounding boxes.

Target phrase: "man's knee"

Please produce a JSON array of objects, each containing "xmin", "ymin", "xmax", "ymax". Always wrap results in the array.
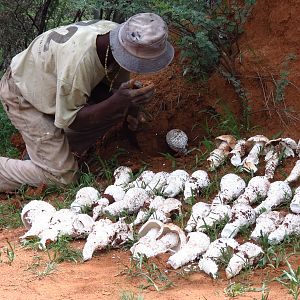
[{"xmin": 44, "ymin": 166, "xmax": 79, "ymax": 187}]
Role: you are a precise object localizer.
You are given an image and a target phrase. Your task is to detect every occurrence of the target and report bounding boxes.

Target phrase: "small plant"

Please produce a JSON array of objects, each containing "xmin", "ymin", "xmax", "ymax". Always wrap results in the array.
[
  {"xmin": 200, "ymin": 215, "xmax": 230, "ymax": 241},
  {"xmin": 122, "ymin": 254, "xmax": 174, "ymax": 291},
  {"xmin": 224, "ymin": 281, "xmax": 264, "ymax": 297},
  {"xmin": 276, "ymin": 260, "xmax": 300, "ymax": 300},
  {"xmin": 1, "ymin": 240, "xmax": 16, "ymax": 265},
  {"xmin": 120, "ymin": 290, "xmax": 144, "ymax": 300},
  {"xmin": 26, "ymin": 255, "xmax": 57, "ymax": 278},
  {"xmin": 0, "ymin": 200, "xmax": 22, "ymax": 229},
  {"xmin": 47, "ymin": 235, "xmax": 83, "ymax": 263},
  {"xmin": 274, "ymin": 54, "xmax": 296, "ymax": 103}
]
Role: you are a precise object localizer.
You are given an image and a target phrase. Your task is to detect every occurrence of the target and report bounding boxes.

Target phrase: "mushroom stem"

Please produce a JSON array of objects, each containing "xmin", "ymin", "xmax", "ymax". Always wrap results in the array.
[
  {"xmin": 285, "ymin": 160, "xmax": 300, "ymax": 184},
  {"xmin": 168, "ymin": 232, "xmax": 210, "ymax": 269}
]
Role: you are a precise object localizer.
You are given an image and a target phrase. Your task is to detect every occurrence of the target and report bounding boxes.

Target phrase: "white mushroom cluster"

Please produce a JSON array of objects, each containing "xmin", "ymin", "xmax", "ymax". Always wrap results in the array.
[{"xmin": 19, "ymin": 133, "xmax": 300, "ymax": 280}]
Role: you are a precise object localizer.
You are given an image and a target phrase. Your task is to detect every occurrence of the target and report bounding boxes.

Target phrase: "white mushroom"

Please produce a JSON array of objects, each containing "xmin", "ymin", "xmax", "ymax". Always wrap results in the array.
[
  {"xmin": 225, "ymin": 242, "xmax": 263, "ymax": 279},
  {"xmin": 37, "ymin": 209, "xmax": 94, "ymax": 249},
  {"xmin": 83, "ymin": 218, "xmax": 132, "ymax": 261},
  {"xmin": 264, "ymin": 138, "xmax": 297, "ymax": 180},
  {"xmin": 242, "ymin": 135, "xmax": 269, "ymax": 173},
  {"xmin": 130, "ymin": 220, "xmax": 187, "ymax": 258},
  {"xmin": 285, "ymin": 160, "xmax": 300, "ymax": 184},
  {"xmin": 70, "ymin": 187, "xmax": 101, "ymax": 213},
  {"xmin": 196, "ymin": 204, "xmax": 231, "ymax": 232},
  {"xmin": 132, "ymin": 197, "xmax": 182, "ymax": 226},
  {"xmin": 166, "ymin": 129, "xmax": 188, "ymax": 154},
  {"xmin": 290, "ymin": 186, "xmax": 300, "ymax": 214},
  {"xmin": 113, "ymin": 166, "xmax": 132, "ymax": 187},
  {"xmin": 250, "ymin": 211, "xmax": 284, "ymax": 241},
  {"xmin": 92, "ymin": 185, "xmax": 125, "ymax": 220},
  {"xmin": 167, "ymin": 232, "xmax": 210, "ymax": 269},
  {"xmin": 221, "ymin": 203, "xmax": 256, "ymax": 238},
  {"xmin": 254, "ymin": 181, "xmax": 292, "ymax": 215},
  {"xmin": 183, "ymin": 170, "xmax": 210, "ymax": 201},
  {"xmin": 229, "ymin": 139, "xmax": 248, "ymax": 167},
  {"xmin": 21, "ymin": 200, "xmax": 56, "ymax": 229},
  {"xmin": 103, "ymin": 185, "xmax": 126, "ymax": 202},
  {"xmin": 211, "ymin": 173, "xmax": 246, "ymax": 206},
  {"xmin": 233, "ymin": 176, "xmax": 270, "ymax": 205},
  {"xmin": 207, "ymin": 135, "xmax": 237, "ymax": 170},
  {"xmin": 199, "ymin": 238, "xmax": 239, "ymax": 279},
  {"xmin": 127, "ymin": 170, "xmax": 155, "ymax": 189},
  {"xmin": 268, "ymin": 213, "xmax": 300, "ymax": 245},
  {"xmin": 162, "ymin": 169, "xmax": 189, "ymax": 197},
  {"xmin": 145, "ymin": 171, "xmax": 169, "ymax": 195},
  {"xmin": 20, "ymin": 210, "xmax": 55, "ymax": 240},
  {"xmin": 92, "ymin": 198, "xmax": 110, "ymax": 221},
  {"xmin": 104, "ymin": 187, "xmax": 150, "ymax": 216},
  {"xmin": 185, "ymin": 202, "xmax": 211, "ymax": 233}
]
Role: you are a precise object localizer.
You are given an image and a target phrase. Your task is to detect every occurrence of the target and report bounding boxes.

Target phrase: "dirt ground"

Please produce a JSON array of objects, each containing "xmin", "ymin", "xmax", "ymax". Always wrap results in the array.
[{"xmin": 2, "ymin": 1, "xmax": 300, "ymax": 299}]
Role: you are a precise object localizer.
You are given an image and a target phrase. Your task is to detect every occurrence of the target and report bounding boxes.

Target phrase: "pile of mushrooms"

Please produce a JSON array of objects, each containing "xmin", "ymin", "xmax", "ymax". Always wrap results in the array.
[{"xmin": 19, "ymin": 133, "xmax": 300, "ymax": 280}]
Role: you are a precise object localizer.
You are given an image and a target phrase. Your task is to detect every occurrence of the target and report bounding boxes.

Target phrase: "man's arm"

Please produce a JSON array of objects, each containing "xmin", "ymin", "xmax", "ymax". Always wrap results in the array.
[{"xmin": 69, "ymin": 79, "xmax": 154, "ymax": 131}]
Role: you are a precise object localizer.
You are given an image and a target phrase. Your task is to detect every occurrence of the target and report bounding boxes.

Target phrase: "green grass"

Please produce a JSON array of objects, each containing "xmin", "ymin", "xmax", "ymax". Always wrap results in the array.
[
  {"xmin": 276, "ymin": 260, "xmax": 300, "ymax": 300},
  {"xmin": 121, "ymin": 254, "xmax": 174, "ymax": 291},
  {"xmin": 0, "ymin": 104, "xmax": 19, "ymax": 158},
  {"xmin": 0, "ymin": 200, "xmax": 22, "ymax": 229}
]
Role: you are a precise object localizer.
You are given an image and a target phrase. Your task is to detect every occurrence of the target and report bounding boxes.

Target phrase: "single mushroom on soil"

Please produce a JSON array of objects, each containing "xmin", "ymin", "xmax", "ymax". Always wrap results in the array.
[
  {"xmin": 167, "ymin": 232, "xmax": 210, "ymax": 269},
  {"xmin": 242, "ymin": 135, "xmax": 269, "ymax": 173},
  {"xmin": 229, "ymin": 139, "xmax": 249, "ymax": 167},
  {"xmin": 207, "ymin": 135, "xmax": 237, "ymax": 171},
  {"xmin": 250, "ymin": 211, "xmax": 284, "ymax": 241},
  {"xmin": 211, "ymin": 173, "xmax": 246, "ymax": 206},
  {"xmin": 268, "ymin": 213, "xmax": 300, "ymax": 245},
  {"xmin": 185, "ymin": 202, "xmax": 211, "ymax": 233},
  {"xmin": 290, "ymin": 186, "xmax": 300, "ymax": 214},
  {"xmin": 162, "ymin": 169, "xmax": 189, "ymax": 197},
  {"xmin": 130, "ymin": 220, "xmax": 187, "ymax": 258},
  {"xmin": 264, "ymin": 138, "xmax": 297, "ymax": 180},
  {"xmin": 221, "ymin": 203, "xmax": 256, "ymax": 238},
  {"xmin": 183, "ymin": 170, "xmax": 210, "ymax": 202},
  {"xmin": 104, "ymin": 187, "xmax": 151, "ymax": 216},
  {"xmin": 166, "ymin": 129, "xmax": 188, "ymax": 154},
  {"xmin": 198, "ymin": 238, "xmax": 239, "ymax": 279},
  {"xmin": 285, "ymin": 160, "xmax": 300, "ymax": 184},
  {"xmin": 83, "ymin": 218, "xmax": 133, "ymax": 261},
  {"xmin": 225, "ymin": 242, "xmax": 263, "ymax": 279},
  {"xmin": 233, "ymin": 176, "xmax": 270, "ymax": 206},
  {"xmin": 254, "ymin": 181, "xmax": 292, "ymax": 215},
  {"xmin": 70, "ymin": 187, "xmax": 101, "ymax": 214}
]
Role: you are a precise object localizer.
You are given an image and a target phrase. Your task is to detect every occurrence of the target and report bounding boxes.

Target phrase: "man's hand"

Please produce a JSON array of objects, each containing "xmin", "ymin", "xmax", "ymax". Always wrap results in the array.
[{"xmin": 112, "ymin": 79, "xmax": 155, "ymax": 109}]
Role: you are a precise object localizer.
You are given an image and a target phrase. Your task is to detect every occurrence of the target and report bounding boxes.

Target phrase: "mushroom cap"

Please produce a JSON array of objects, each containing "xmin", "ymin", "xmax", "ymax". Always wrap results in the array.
[
  {"xmin": 157, "ymin": 223, "xmax": 187, "ymax": 252},
  {"xmin": 266, "ymin": 137, "xmax": 297, "ymax": 149},
  {"xmin": 247, "ymin": 135, "xmax": 269, "ymax": 144},
  {"xmin": 215, "ymin": 135, "xmax": 237, "ymax": 149},
  {"xmin": 21, "ymin": 200, "xmax": 56, "ymax": 229},
  {"xmin": 166, "ymin": 129, "xmax": 188, "ymax": 153},
  {"xmin": 138, "ymin": 219, "xmax": 164, "ymax": 238}
]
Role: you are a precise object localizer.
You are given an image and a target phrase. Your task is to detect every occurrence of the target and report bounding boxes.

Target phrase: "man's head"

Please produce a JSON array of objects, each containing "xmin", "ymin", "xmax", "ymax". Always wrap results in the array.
[{"xmin": 109, "ymin": 13, "xmax": 174, "ymax": 74}]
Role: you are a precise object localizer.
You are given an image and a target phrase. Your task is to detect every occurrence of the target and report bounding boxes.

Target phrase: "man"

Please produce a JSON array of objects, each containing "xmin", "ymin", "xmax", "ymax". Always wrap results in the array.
[{"xmin": 0, "ymin": 13, "xmax": 174, "ymax": 192}]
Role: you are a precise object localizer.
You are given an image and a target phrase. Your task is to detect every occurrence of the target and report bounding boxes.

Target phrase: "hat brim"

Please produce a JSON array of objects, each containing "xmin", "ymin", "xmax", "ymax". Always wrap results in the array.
[{"xmin": 109, "ymin": 24, "xmax": 174, "ymax": 74}]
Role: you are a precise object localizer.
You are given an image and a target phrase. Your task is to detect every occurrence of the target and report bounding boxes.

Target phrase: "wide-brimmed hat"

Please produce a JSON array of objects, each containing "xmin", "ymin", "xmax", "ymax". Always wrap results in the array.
[{"xmin": 109, "ymin": 13, "xmax": 174, "ymax": 74}]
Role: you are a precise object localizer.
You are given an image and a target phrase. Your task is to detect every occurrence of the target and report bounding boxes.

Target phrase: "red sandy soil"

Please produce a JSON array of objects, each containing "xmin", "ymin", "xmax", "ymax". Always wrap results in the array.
[{"xmin": 2, "ymin": 1, "xmax": 300, "ymax": 299}]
